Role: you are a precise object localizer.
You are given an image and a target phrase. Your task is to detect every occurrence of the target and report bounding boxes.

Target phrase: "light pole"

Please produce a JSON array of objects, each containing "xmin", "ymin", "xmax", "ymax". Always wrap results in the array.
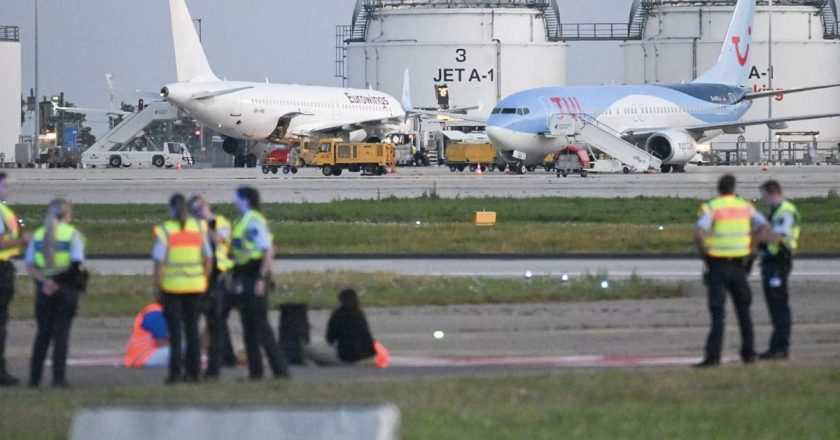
[
  {"xmin": 33, "ymin": 0, "xmax": 39, "ymax": 155},
  {"xmin": 767, "ymin": 0, "xmax": 774, "ymax": 163}
]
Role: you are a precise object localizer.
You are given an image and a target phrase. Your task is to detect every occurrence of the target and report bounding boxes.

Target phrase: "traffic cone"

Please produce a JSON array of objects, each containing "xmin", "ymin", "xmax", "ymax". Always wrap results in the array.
[
  {"xmin": 762, "ymin": 161, "xmax": 768, "ymax": 171},
  {"xmin": 475, "ymin": 163, "xmax": 483, "ymax": 176},
  {"xmin": 176, "ymin": 158, "xmax": 182, "ymax": 170},
  {"xmin": 504, "ymin": 163, "xmax": 511, "ymax": 174}
]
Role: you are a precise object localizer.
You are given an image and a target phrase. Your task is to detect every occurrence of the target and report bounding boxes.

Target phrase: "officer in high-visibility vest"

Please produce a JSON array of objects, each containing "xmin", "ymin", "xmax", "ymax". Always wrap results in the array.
[
  {"xmin": 24, "ymin": 199, "xmax": 86, "ymax": 388},
  {"xmin": 757, "ymin": 180, "xmax": 800, "ymax": 360},
  {"xmin": 189, "ymin": 195, "xmax": 235, "ymax": 378},
  {"xmin": 231, "ymin": 187, "xmax": 289, "ymax": 379},
  {"xmin": 124, "ymin": 302, "xmax": 170, "ymax": 368},
  {"xmin": 0, "ymin": 173, "xmax": 29, "ymax": 386},
  {"xmin": 152, "ymin": 193, "xmax": 212, "ymax": 384},
  {"xmin": 694, "ymin": 174, "xmax": 769, "ymax": 368}
]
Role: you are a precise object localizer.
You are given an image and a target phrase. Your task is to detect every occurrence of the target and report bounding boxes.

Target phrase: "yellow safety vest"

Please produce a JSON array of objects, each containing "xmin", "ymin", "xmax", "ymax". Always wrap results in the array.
[
  {"xmin": 155, "ymin": 218, "xmax": 207, "ymax": 294},
  {"xmin": 700, "ymin": 195, "xmax": 755, "ymax": 258},
  {"xmin": 214, "ymin": 215, "xmax": 234, "ymax": 272},
  {"xmin": 767, "ymin": 200, "xmax": 800, "ymax": 256},
  {"xmin": 32, "ymin": 223, "xmax": 82, "ymax": 277},
  {"xmin": 0, "ymin": 203, "xmax": 21, "ymax": 261},
  {"xmin": 231, "ymin": 210, "xmax": 270, "ymax": 266}
]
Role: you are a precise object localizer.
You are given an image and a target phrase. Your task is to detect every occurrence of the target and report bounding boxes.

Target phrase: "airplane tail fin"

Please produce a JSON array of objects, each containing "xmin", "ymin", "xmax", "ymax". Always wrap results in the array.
[
  {"xmin": 401, "ymin": 68, "xmax": 413, "ymax": 110},
  {"xmin": 169, "ymin": 0, "xmax": 218, "ymax": 82},
  {"xmin": 693, "ymin": 0, "xmax": 756, "ymax": 86}
]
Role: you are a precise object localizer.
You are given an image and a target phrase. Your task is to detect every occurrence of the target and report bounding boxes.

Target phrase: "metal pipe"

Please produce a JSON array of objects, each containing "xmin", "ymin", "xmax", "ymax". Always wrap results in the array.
[
  {"xmin": 768, "ymin": 0, "xmax": 774, "ymax": 163},
  {"xmin": 33, "ymin": 0, "xmax": 39, "ymax": 156}
]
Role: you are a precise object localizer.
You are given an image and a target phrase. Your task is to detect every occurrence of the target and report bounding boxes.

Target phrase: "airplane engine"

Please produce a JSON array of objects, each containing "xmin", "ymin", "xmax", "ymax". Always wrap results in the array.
[
  {"xmin": 222, "ymin": 137, "xmax": 243, "ymax": 156},
  {"xmin": 645, "ymin": 129, "xmax": 697, "ymax": 165}
]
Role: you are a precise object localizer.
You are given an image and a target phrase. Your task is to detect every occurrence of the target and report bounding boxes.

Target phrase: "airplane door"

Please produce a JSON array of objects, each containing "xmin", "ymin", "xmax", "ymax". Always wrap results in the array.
[{"xmin": 230, "ymin": 99, "xmax": 243, "ymax": 117}]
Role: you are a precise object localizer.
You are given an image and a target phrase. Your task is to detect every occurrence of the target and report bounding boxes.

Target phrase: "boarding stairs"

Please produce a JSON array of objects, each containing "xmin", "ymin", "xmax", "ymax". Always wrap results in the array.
[
  {"xmin": 82, "ymin": 101, "xmax": 179, "ymax": 159},
  {"xmin": 549, "ymin": 114, "xmax": 662, "ymax": 172}
]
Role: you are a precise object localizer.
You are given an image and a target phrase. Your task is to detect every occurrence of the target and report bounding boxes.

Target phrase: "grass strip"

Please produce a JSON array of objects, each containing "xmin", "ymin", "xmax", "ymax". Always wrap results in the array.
[
  {"xmin": 9, "ymin": 272, "xmax": 685, "ymax": 319},
  {"xmin": 0, "ymin": 366, "xmax": 837, "ymax": 439},
  {"xmin": 12, "ymin": 196, "xmax": 840, "ymax": 255}
]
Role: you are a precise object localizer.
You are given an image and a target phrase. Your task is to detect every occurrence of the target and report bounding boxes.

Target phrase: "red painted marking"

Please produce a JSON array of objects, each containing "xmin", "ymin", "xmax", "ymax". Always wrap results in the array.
[
  {"xmin": 733, "ymin": 35, "xmax": 750, "ymax": 66},
  {"xmin": 561, "ymin": 97, "xmax": 573, "ymax": 117},
  {"xmin": 572, "ymin": 97, "xmax": 583, "ymax": 117},
  {"xmin": 550, "ymin": 97, "xmax": 565, "ymax": 119}
]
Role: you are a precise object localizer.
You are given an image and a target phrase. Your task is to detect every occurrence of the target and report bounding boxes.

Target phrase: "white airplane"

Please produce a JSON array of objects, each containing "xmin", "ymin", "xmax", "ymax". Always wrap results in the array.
[
  {"xmin": 160, "ymin": 0, "xmax": 406, "ymax": 161},
  {"xmin": 52, "ymin": 74, "xmax": 132, "ymax": 117},
  {"xmin": 406, "ymin": 0, "xmax": 840, "ymax": 173}
]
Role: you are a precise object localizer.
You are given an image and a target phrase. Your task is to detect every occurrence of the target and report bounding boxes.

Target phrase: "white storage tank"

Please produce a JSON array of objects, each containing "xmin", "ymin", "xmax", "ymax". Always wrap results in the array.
[
  {"xmin": 341, "ymin": 0, "xmax": 567, "ymax": 117},
  {"xmin": 0, "ymin": 26, "xmax": 21, "ymax": 163},
  {"xmin": 623, "ymin": 1, "xmax": 840, "ymax": 144}
]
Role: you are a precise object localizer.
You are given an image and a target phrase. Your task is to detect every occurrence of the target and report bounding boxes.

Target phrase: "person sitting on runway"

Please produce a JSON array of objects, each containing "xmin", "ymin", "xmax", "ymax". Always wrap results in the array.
[
  {"xmin": 124, "ymin": 302, "xmax": 170, "ymax": 368},
  {"xmin": 305, "ymin": 288, "xmax": 379, "ymax": 366}
]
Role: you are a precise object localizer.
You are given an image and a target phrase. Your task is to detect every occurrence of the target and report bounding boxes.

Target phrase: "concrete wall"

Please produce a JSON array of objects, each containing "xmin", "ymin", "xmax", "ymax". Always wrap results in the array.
[
  {"xmin": 623, "ymin": 5, "xmax": 840, "ymax": 143},
  {"xmin": 0, "ymin": 39, "xmax": 22, "ymax": 162}
]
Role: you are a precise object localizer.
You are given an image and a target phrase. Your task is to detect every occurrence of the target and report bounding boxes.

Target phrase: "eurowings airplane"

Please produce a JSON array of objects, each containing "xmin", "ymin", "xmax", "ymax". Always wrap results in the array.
[
  {"xmin": 412, "ymin": 0, "xmax": 840, "ymax": 173},
  {"xmin": 159, "ymin": 0, "xmax": 405, "ymax": 159}
]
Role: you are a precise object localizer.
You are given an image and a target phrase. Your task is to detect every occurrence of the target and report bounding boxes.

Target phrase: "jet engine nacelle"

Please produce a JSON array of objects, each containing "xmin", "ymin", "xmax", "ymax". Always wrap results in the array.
[{"xmin": 645, "ymin": 129, "xmax": 698, "ymax": 164}]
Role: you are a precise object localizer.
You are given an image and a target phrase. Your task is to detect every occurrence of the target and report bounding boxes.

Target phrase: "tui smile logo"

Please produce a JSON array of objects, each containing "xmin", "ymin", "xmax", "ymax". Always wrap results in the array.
[{"xmin": 733, "ymin": 26, "xmax": 751, "ymax": 66}]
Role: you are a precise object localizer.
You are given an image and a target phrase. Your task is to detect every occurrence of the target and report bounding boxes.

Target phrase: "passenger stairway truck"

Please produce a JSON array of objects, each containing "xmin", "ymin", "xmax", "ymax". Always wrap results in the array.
[
  {"xmin": 313, "ymin": 138, "xmax": 396, "ymax": 176},
  {"xmin": 444, "ymin": 143, "xmax": 502, "ymax": 172},
  {"xmin": 549, "ymin": 114, "xmax": 662, "ymax": 173},
  {"xmin": 81, "ymin": 101, "xmax": 181, "ymax": 167},
  {"xmin": 85, "ymin": 141, "xmax": 193, "ymax": 169}
]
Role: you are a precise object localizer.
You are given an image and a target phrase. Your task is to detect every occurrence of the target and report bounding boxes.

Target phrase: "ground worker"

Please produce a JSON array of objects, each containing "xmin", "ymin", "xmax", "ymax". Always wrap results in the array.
[
  {"xmin": 694, "ymin": 174, "xmax": 769, "ymax": 368},
  {"xmin": 0, "ymin": 173, "xmax": 29, "ymax": 386},
  {"xmin": 757, "ymin": 180, "xmax": 800, "ymax": 360},
  {"xmin": 189, "ymin": 195, "xmax": 235, "ymax": 378},
  {"xmin": 152, "ymin": 193, "xmax": 212, "ymax": 384},
  {"xmin": 25, "ymin": 199, "xmax": 86, "ymax": 388},
  {"xmin": 231, "ymin": 186, "xmax": 289, "ymax": 379},
  {"xmin": 124, "ymin": 302, "xmax": 170, "ymax": 368}
]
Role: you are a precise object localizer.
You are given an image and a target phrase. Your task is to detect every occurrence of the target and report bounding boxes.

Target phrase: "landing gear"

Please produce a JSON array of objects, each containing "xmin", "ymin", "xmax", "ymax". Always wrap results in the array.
[
  {"xmin": 660, "ymin": 164, "xmax": 672, "ymax": 173},
  {"xmin": 245, "ymin": 154, "xmax": 257, "ymax": 168},
  {"xmin": 234, "ymin": 155, "xmax": 246, "ymax": 168}
]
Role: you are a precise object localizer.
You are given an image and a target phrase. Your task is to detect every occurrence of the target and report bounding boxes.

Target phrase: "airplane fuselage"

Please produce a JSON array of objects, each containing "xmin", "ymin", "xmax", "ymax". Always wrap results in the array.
[
  {"xmin": 163, "ymin": 81, "xmax": 405, "ymax": 141},
  {"xmin": 487, "ymin": 83, "xmax": 753, "ymax": 165}
]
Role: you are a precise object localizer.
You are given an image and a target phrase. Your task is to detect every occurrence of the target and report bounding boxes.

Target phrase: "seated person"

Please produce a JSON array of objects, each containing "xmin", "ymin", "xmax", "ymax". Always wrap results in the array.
[
  {"xmin": 124, "ymin": 302, "xmax": 170, "ymax": 368},
  {"xmin": 305, "ymin": 288, "xmax": 377, "ymax": 366}
]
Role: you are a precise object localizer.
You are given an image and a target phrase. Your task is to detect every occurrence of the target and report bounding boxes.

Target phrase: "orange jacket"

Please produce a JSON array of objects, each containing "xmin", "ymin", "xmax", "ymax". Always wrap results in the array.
[{"xmin": 124, "ymin": 303, "xmax": 165, "ymax": 368}]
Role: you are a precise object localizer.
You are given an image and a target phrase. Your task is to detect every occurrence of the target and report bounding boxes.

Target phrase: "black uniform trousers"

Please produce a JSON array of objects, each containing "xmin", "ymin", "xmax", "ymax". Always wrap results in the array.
[
  {"xmin": 704, "ymin": 258, "xmax": 755, "ymax": 362},
  {"xmin": 162, "ymin": 292, "xmax": 202, "ymax": 382},
  {"xmin": 237, "ymin": 274, "xmax": 288, "ymax": 379},
  {"xmin": 0, "ymin": 261, "xmax": 14, "ymax": 374},
  {"xmin": 29, "ymin": 283, "xmax": 79, "ymax": 386},
  {"xmin": 761, "ymin": 258, "xmax": 792, "ymax": 354},
  {"xmin": 200, "ymin": 273, "xmax": 225, "ymax": 377},
  {"xmin": 219, "ymin": 284, "xmax": 240, "ymax": 366}
]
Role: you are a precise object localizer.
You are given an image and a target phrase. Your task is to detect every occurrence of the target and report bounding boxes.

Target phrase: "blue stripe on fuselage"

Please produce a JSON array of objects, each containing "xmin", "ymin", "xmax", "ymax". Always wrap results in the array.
[{"xmin": 487, "ymin": 84, "xmax": 752, "ymax": 133}]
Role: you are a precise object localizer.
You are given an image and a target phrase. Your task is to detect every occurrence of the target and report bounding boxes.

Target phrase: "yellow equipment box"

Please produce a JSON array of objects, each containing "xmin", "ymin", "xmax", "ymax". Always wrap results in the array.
[{"xmin": 473, "ymin": 211, "xmax": 497, "ymax": 226}]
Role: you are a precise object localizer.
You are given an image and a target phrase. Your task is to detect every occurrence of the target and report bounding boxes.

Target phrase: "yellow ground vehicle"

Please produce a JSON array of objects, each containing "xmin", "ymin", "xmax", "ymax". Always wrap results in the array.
[
  {"xmin": 313, "ymin": 139, "xmax": 396, "ymax": 176},
  {"xmin": 444, "ymin": 143, "xmax": 500, "ymax": 172}
]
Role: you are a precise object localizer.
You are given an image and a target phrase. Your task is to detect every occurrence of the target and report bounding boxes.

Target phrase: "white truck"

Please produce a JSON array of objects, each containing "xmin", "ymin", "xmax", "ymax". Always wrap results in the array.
[{"xmin": 83, "ymin": 142, "xmax": 193, "ymax": 169}]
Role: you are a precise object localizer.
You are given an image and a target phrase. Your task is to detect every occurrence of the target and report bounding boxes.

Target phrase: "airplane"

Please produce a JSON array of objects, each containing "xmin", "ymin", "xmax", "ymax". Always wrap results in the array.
[
  {"xmin": 52, "ymin": 74, "xmax": 132, "ymax": 117},
  {"xmin": 408, "ymin": 0, "xmax": 840, "ymax": 173},
  {"xmin": 159, "ymin": 0, "xmax": 406, "ymax": 164}
]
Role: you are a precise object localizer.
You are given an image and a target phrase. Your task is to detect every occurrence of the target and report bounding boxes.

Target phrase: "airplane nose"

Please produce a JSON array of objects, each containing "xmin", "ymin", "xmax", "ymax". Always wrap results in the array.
[{"xmin": 486, "ymin": 125, "xmax": 516, "ymax": 150}]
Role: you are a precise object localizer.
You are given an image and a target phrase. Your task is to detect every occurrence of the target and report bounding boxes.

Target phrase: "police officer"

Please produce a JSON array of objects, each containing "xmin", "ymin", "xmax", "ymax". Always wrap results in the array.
[
  {"xmin": 25, "ymin": 199, "xmax": 86, "ymax": 388},
  {"xmin": 189, "ymin": 195, "xmax": 235, "ymax": 378},
  {"xmin": 757, "ymin": 180, "xmax": 800, "ymax": 360},
  {"xmin": 231, "ymin": 186, "xmax": 289, "ymax": 379},
  {"xmin": 694, "ymin": 174, "xmax": 769, "ymax": 368},
  {"xmin": 0, "ymin": 173, "xmax": 29, "ymax": 386},
  {"xmin": 152, "ymin": 194, "xmax": 212, "ymax": 384}
]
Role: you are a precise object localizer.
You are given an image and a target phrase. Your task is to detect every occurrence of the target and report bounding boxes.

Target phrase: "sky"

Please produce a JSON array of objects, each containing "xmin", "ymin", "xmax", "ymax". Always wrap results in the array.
[{"xmin": 1, "ymin": 0, "xmax": 632, "ymax": 133}]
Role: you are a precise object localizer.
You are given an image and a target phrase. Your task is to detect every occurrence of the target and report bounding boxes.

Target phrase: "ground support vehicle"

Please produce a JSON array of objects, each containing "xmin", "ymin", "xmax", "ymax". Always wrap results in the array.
[
  {"xmin": 313, "ymin": 139, "xmax": 396, "ymax": 176},
  {"xmin": 553, "ymin": 145, "xmax": 591, "ymax": 178},
  {"xmin": 444, "ymin": 143, "xmax": 498, "ymax": 173},
  {"xmin": 261, "ymin": 147, "xmax": 299, "ymax": 175},
  {"xmin": 84, "ymin": 141, "xmax": 193, "ymax": 169}
]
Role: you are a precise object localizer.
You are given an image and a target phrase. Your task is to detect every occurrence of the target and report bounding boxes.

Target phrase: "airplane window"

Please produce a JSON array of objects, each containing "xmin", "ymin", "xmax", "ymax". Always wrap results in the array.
[
  {"xmin": 491, "ymin": 108, "xmax": 501, "ymax": 114},
  {"xmin": 501, "ymin": 108, "xmax": 517, "ymax": 114}
]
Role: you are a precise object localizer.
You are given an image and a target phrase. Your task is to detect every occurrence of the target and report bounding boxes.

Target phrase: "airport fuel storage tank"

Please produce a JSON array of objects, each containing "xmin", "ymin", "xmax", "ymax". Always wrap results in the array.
[
  {"xmin": 339, "ymin": 0, "xmax": 568, "ymax": 117},
  {"xmin": 0, "ymin": 26, "xmax": 21, "ymax": 163},
  {"xmin": 623, "ymin": 0, "xmax": 840, "ymax": 144}
]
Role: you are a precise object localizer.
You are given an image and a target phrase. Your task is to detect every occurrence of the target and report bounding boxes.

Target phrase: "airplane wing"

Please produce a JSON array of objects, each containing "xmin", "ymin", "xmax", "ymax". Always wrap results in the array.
[
  {"xmin": 288, "ymin": 116, "xmax": 405, "ymax": 136},
  {"xmin": 405, "ymin": 109, "xmax": 488, "ymax": 123},
  {"xmin": 625, "ymin": 112, "xmax": 840, "ymax": 137}
]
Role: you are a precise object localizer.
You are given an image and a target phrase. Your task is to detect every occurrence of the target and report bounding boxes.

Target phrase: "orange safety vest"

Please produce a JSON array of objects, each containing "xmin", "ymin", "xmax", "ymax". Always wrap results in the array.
[{"xmin": 124, "ymin": 303, "xmax": 164, "ymax": 368}]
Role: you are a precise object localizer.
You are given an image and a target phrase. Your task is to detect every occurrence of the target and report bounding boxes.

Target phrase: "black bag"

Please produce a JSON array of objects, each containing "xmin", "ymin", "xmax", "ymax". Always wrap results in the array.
[{"xmin": 277, "ymin": 303, "xmax": 310, "ymax": 365}]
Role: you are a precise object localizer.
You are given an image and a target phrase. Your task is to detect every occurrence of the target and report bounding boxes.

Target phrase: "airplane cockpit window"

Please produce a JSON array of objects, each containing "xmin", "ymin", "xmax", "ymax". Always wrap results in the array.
[
  {"xmin": 516, "ymin": 108, "xmax": 530, "ymax": 116},
  {"xmin": 501, "ymin": 108, "xmax": 517, "ymax": 114},
  {"xmin": 491, "ymin": 108, "xmax": 501, "ymax": 114}
]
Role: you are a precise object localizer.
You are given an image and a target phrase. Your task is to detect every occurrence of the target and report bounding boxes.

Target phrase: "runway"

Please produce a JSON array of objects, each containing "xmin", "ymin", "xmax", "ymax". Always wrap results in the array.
[
  {"xmin": 35, "ymin": 257, "xmax": 840, "ymax": 281},
  {"xmin": 6, "ymin": 164, "xmax": 840, "ymax": 204}
]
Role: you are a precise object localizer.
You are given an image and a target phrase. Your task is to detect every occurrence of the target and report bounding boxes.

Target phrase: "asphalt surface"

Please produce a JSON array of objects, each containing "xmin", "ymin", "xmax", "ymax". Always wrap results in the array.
[
  {"xmin": 19, "ymin": 257, "xmax": 840, "ymax": 281},
  {"xmin": 1, "ymin": 279, "xmax": 838, "ymax": 388},
  {"xmin": 6, "ymin": 164, "xmax": 840, "ymax": 204}
]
